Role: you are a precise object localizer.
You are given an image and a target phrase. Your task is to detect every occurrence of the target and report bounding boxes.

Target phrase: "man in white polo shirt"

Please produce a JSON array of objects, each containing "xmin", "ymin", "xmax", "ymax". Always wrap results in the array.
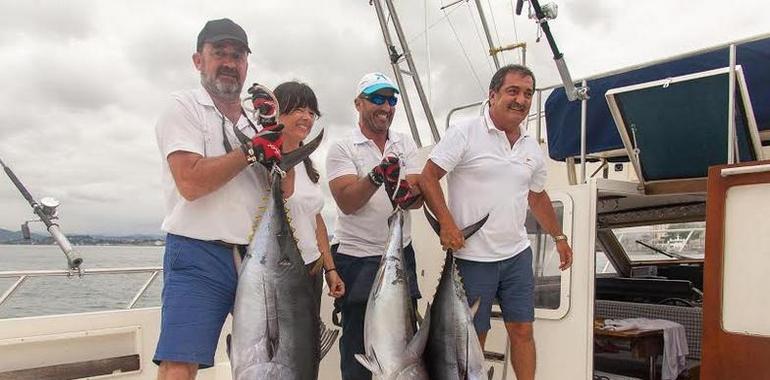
[
  {"xmin": 153, "ymin": 19, "xmax": 283, "ymax": 379},
  {"xmin": 420, "ymin": 64, "xmax": 573, "ymax": 380},
  {"xmin": 326, "ymin": 72, "xmax": 422, "ymax": 380}
]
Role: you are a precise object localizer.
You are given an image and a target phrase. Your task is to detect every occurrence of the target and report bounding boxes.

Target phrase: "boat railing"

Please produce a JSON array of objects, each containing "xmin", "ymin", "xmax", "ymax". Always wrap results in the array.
[{"xmin": 0, "ymin": 266, "xmax": 163, "ymax": 311}]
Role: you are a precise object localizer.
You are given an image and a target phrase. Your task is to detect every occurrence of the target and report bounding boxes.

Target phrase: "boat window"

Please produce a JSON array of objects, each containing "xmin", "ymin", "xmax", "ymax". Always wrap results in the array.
[
  {"xmin": 611, "ymin": 222, "xmax": 705, "ymax": 263},
  {"xmin": 595, "ymin": 250, "xmax": 617, "ymax": 275},
  {"xmin": 527, "ymin": 201, "xmax": 564, "ymax": 311}
]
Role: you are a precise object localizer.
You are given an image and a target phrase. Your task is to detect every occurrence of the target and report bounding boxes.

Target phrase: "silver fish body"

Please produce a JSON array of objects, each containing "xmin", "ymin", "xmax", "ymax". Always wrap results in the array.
[
  {"xmin": 356, "ymin": 209, "xmax": 430, "ymax": 380},
  {"xmin": 423, "ymin": 210, "xmax": 490, "ymax": 380},
  {"xmin": 424, "ymin": 252, "xmax": 487, "ymax": 380},
  {"xmin": 230, "ymin": 132, "xmax": 325, "ymax": 380}
]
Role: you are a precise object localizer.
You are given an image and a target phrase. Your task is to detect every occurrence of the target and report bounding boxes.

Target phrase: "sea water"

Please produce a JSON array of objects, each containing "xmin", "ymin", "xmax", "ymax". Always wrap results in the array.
[{"xmin": 0, "ymin": 245, "xmax": 163, "ymax": 319}]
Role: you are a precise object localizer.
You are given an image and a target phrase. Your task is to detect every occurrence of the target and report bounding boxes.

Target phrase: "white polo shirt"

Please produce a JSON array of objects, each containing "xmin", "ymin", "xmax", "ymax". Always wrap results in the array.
[
  {"xmin": 429, "ymin": 107, "xmax": 547, "ymax": 262},
  {"xmin": 155, "ymin": 88, "xmax": 268, "ymax": 245},
  {"xmin": 286, "ymin": 161, "xmax": 324, "ymax": 265},
  {"xmin": 326, "ymin": 127, "xmax": 420, "ymax": 258}
]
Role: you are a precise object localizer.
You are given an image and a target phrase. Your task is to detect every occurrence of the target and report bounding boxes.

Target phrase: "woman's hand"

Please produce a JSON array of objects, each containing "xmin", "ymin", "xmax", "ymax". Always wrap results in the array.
[{"xmin": 324, "ymin": 270, "xmax": 346, "ymax": 298}]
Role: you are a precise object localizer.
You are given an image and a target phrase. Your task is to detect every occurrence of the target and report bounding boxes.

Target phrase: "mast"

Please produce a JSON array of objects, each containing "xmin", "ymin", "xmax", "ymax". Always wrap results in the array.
[{"xmin": 371, "ymin": 0, "xmax": 440, "ymax": 145}]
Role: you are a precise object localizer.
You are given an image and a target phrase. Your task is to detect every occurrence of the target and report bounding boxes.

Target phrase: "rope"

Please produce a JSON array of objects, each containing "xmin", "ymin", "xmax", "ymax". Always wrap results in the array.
[
  {"xmin": 406, "ymin": 1, "xmax": 463, "ymax": 45},
  {"xmin": 510, "ymin": 0, "xmax": 523, "ymax": 64},
  {"xmin": 465, "ymin": 2, "xmax": 495, "ymax": 76},
  {"xmin": 425, "ymin": 0, "xmax": 432, "ymax": 103},
  {"xmin": 485, "ymin": 0, "xmax": 503, "ymax": 66},
  {"xmin": 443, "ymin": 5, "xmax": 486, "ymax": 95}
]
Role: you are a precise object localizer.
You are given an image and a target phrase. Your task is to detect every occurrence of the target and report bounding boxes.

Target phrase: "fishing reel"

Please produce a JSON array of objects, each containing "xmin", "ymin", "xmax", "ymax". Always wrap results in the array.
[
  {"xmin": 21, "ymin": 197, "xmax": 60, "ymax": 240},
  {"xmin": 516, "ymin": 0, "xmax": 558, "ymax": 21},
  {"xmin": 242, "ymin": 83, "xmax": 279, "ymax": 127}
]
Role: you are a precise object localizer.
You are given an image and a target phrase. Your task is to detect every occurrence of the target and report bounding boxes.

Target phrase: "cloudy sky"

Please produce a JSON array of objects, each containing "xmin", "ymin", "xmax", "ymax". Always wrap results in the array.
[{"xmin": 0, "ymin": 0, "xmax": 767, "ymax": 235}]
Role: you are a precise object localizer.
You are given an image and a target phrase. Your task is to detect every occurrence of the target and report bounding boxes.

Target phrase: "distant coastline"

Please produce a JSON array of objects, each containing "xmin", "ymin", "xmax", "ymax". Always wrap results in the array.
[{"xmin": 0, "ymin": 228, "xmax": 165, "ymax": 246}]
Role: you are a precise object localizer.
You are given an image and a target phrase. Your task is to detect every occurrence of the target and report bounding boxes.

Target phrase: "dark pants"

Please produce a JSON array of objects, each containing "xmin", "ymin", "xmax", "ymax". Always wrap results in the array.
[
  {"xmin": 339, "ymin": 302, "xmax": 370, "ymax": 380},
  {"xmin": 332, "ymin": 244, "xmax": 421, "ymax": 380}
]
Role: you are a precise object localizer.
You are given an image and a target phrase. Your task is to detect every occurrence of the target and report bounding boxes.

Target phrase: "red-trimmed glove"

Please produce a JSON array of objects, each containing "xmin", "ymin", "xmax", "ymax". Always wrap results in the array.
[
  {"xmin": 391, "ymin": 179, "xmax": 419, "ymax": 209},
  {"xmin": 248, "ymin": 84, "xmax": 278, "ymax": 127},
  {"xmin": 246, "ymin": 124, "xmax": 283, "ymax": 167},
  {"xmin": 368, "ymin": 156, "xmax": 400, "ymax": 187}
]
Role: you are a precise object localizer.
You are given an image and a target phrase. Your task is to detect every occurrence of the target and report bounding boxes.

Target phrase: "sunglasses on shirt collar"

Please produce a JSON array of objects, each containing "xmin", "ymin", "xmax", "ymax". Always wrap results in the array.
[{"xmin": 363, "ymin": 93, "xmax": 398, "ymax": 107}]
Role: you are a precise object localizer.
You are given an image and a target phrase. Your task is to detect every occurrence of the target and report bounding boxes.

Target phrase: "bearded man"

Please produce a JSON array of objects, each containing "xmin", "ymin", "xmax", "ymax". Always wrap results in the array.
[{"xmin": 153, "ymin": 18, "xmax": 281, "ymax": 380}]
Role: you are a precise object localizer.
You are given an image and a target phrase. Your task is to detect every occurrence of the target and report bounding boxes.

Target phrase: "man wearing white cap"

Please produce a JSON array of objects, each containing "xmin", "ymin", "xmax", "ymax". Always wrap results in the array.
[{"xmin": 326, "ymin": 72, "xmax": 423, "ymax": 380}]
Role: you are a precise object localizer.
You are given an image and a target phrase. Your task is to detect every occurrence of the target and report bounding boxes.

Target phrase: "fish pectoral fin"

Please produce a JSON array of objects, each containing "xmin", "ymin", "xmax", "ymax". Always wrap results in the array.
[
  {"xmin": 226, "ymin": 333, "xmax": 232, "ymax": 361},
  {"xmin": 318, "ymin": 321, "xmax": 339, "ymax": 360},
  {"xmin": 263, "ymin": 281, "xmax": 280, "ymax": 360},
  {"xmin": 406, "ymin": 303, "xmax": 432, "ymax": 360},
  {"xmin": 355, "ymin": 353, "xmax": 383, "ymax": 377},
  {"xmin": 469, "ymin": 297, "xmax": 481, "ymax": 317}
]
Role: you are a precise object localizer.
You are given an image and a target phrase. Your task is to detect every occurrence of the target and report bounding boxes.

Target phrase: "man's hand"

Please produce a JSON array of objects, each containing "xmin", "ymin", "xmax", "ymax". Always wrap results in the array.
[
  {"xmin": 249, "ymin": 124, "xmax": 283, "ymax": 167},
  {"xmin": 368, "ymin": 156, "xmax": 400, "ymax": 187},
  {"xmin": 325, "ymin": 270, "xmax": 346, "ymax": 298},
  {"xmin": 391, "ymin": 179, "xmax": 420, "ymax": 209},
  {"xmin": 556, "ymin": 240, "xmax": 573, "ymax": 270},
  {"xmin": 439, "ymin": 220, "xmax": 465, "ymax": 251}
]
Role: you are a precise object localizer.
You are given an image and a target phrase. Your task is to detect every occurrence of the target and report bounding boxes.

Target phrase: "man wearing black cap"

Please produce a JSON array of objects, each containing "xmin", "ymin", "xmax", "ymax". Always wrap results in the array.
[{"xmin": 153, "ymin": 18, "xmax": 280, "ymax": 379}]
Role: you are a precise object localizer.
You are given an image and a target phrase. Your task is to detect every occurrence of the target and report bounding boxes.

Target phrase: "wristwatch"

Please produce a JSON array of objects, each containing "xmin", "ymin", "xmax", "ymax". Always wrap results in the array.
[{"xmin": 552, "ymin": 234, "xmax": 568, "ymax": 243}]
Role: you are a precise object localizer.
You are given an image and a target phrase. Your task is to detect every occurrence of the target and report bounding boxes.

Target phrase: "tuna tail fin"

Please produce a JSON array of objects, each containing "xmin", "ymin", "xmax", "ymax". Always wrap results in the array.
[
  {"xmin": 355, "ymin": 351, "xmax": 384, "ymax": 377},
  {"xmin": 422, "ymin": 209, "xmax": 489, "ymax": 240},
  {"xmin": 278, "ymin": 129, "xmax": 325, "ymax": 173},
  {"xmin": 462, "ymin": 214, "xmax": 489, "ymax": 240},
  {"xmin": 318, "ymin": 321, "xmax": 339, "ymax": 360}
]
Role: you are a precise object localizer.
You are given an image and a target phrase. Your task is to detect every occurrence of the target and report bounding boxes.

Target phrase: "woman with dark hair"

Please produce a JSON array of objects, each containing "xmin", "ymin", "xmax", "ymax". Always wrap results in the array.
[{"xmin": 274, "ymin": 81, "xmax": 345, "ymax": 309}]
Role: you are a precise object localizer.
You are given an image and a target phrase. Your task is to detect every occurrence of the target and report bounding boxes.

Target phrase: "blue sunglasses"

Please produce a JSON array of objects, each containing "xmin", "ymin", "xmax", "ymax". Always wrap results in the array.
[{"xmin": 364, "ymin": 93, "xmax": 398, "ymax": 107}]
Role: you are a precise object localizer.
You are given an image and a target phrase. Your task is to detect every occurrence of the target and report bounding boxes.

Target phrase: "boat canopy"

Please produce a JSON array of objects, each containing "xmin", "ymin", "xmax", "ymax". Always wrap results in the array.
[{"xmin": 545, "ymin": 36, "xmax": 770, "ymax": 162}]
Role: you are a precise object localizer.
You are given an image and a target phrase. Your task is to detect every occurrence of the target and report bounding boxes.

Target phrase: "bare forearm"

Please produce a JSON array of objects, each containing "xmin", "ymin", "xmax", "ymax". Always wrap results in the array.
[
  {"xmin": 405, "ymin": 174, "xmax": 424, "ymax": 209},
  {"xmin": 330, "ymin": 176, "xmax": 379, "ymax": 215},
  {"xmin": 419, "ymin": 163, "xmax": 453, "ymax": 225},
  {"xmin": 169, "ymin": 150, "xmax": 250, "ymax": 201},
  {"xmin": 528, "ymin": 191, "xmax": 563, "ymax": 237},
  {"xmin": 315, "ymin": 215, "xmax": 335, "ymax": 270}
]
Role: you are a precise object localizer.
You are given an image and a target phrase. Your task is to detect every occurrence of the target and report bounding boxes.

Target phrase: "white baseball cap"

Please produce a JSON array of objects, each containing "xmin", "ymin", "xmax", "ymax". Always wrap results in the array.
[{"xmin": 356, "ymin": 72, "xmax": 400, "ymax": 96}]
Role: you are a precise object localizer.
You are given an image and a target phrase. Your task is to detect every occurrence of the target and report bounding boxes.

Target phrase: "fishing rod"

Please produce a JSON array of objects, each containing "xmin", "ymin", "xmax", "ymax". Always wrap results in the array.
[
  {"xmin": 0, "ymin": 157, "xmax": 83, "ymax": 272},
  {"xmin": 516, "ymin": 0, "xmax": 588, "ymax": 101}
]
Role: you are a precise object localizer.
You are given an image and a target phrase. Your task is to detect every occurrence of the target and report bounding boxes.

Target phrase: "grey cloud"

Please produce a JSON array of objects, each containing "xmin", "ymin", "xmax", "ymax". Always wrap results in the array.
[
  {"xmin": 1, "ymin": 0, "xmax": 769, "ymax": 235},
  {"xmin": 0, "ymin": 0, "xmax": 95, "ymax": 43}
]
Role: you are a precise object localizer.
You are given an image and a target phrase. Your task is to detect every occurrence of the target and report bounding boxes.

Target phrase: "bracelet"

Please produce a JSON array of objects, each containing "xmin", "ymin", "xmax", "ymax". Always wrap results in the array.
[
  {"xmin": 552, "ymin": 234, "xmax": 568, "ymax": 243},
  {"xmin": 240, "ymin": 142, "xmax": 257, "ymax": 165},
  {"xmin": 324, "ymin": 268, "xmax": 337, "ymax": 274},
  {"xmin": 367, "ymin": 171, "xmax": 384, "ymax": 187}
]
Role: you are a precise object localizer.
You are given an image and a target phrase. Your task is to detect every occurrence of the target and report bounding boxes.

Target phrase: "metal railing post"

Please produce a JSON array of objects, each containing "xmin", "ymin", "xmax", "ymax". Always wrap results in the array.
[
  {"xmin": 383, "ymin": 0, "xmax": 441, "ymax": 144},
  {"xmin": 371, "ymin": 0, "xmax": 423, "ymax": 147}
]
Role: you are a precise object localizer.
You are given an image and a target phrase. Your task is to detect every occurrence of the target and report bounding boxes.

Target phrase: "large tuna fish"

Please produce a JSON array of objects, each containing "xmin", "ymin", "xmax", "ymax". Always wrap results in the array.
[
  {"xmin": 230, "ymin": 130, "xmax": 336, "ymax": 380},
  {"xmin": 355, "ymin": 208, "xmax": 431, "ymax": 380},
  {"xmin": 423, "ymin": 209, "xmax": 492, "ymax": 380}
]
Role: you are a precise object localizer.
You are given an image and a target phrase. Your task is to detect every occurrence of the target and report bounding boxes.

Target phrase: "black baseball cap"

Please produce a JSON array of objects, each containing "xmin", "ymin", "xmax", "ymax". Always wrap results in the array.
[{"xmin": 197, "ymin": 18, "xmax": 251, "ymax": 53}]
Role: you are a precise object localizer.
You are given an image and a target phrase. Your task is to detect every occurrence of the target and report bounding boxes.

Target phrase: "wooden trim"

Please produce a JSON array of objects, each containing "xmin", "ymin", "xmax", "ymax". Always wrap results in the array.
[
  {"xmin": 702, "ymin": 160, "xmax": 770, "ymax": 379},
  {"xmin": 644, "ymin": 178, "xmax": 707, "ymax": 195},
  {"xmin": 0, "ymin": 354, "xmax": 140, "ymax": 380}
]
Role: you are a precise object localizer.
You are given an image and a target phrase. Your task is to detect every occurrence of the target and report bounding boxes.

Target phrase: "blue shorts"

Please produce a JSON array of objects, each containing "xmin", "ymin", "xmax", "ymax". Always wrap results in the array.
[
  {"xmin": 455, "ymin": 247, "xmax": 534, "ymax": 334},
  {"xmin": 153, "ymin": 234, "xmax": 239, "ymax": 368}
]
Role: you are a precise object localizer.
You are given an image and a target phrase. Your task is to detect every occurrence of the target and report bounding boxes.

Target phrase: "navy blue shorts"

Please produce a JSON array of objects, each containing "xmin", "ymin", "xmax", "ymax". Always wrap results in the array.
[
  {"xmin": 455, "ymin": 247, "xmax": 534, "ymax": 334},
  {"xmin": 153, "ymin": 234, "xmax": 238, "ymax": 368}
]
